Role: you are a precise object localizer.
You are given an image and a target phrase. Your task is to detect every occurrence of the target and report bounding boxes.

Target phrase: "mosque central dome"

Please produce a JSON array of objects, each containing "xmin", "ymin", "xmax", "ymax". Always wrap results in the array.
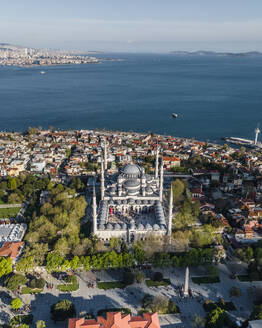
[{"xmin": 121, "ymin": 164, "xmax": 142, "ymax": 178}]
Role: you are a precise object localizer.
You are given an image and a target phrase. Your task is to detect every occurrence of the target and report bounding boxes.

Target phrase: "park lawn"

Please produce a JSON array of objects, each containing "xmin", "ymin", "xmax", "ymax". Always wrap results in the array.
[
  {"xmin": 57, "ymin": 282, "xmax": 79, "ymax": 292},
  {"xmin": 145, "ymin": 279, "xmax": 171, "ymax": 287},
  {"xmin": 192, "ymin": 276, "xmax": 220, "ymax": 284},
  {"xmin": 237, "ymin": 275, "xmax": 262, "ymax": 282},
  {"xmin": 0, "ymin": 207, "xmax": 21, "ymax": 218},
  {"xmin": 97, "ymin": 281, "xmax": 126, "ymax": 289},
  {"xmin": 21, "ymin": 287, "xmax": 43, "ymax": 294}
]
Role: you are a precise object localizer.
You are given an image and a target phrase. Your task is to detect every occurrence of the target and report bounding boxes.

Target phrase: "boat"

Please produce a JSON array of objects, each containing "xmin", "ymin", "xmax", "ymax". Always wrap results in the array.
[
  {"xmin": 172, "ymin": 113, "xmax": 178, "ymax": 119},
  {"xmin": 40, "ymin": 71, "xmax": 46, "ymax": 75}
]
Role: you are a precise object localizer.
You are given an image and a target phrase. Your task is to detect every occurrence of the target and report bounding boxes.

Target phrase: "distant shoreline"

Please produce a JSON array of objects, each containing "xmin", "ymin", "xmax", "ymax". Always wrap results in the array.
[{"xmin": 170, "ymin": 50, "xmax": 262, "ymax": 57}]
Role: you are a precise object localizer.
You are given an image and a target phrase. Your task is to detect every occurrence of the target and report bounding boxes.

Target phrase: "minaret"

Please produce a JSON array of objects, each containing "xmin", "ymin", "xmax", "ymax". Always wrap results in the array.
[
  {"xmin": 101, "ymin": 160, "xmax": 105, "ymax": 200},
  {"xmin": 168, "ymin": 186, "xmax": 173, "ymax": 237},
  {"xmin": 159, "ymin": 159, "xmax": 164, "ymax": 202},
  {"xmin": 255, "ymin": 126, "xmax": 260, "ymax": 145},
  {"xmin": 92, "ymin": 184, "xmax": 97, "ymax": 235},
  {"xmin": 104, "ymin": 142, "xmax": 107, "ymax": 170},
  {"xmin": 155, "ymin": 145, "xmax": 159, "ymax": 179}
]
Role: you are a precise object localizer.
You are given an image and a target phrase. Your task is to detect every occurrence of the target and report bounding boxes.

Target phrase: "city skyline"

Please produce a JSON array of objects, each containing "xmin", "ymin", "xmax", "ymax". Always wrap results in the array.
[{"xmin": 1, "ymin": 0, "xmax": 262, "ymax": 52}]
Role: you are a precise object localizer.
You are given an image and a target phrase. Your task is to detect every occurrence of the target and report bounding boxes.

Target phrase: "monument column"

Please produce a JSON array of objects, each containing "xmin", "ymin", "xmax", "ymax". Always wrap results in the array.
[{"xmin": 184, "ymin": 267, "xmax": 189, "ymax": 296}]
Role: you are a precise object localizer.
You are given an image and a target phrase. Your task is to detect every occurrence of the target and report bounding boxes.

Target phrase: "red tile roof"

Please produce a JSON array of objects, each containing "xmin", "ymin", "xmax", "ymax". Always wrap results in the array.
[
  {"xmin": 68, "ymin": 312, "xmax": 160, "ymax": 328},
  {"xmin": 0, "ymin": 241, "xmax": 24, "ymax": 260}
]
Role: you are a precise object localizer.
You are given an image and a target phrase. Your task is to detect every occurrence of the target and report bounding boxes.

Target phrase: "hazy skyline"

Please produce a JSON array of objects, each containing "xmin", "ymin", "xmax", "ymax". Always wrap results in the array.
[{"xmin": 1, "ymin": 0, "xmax": 262, "ymax": 52}]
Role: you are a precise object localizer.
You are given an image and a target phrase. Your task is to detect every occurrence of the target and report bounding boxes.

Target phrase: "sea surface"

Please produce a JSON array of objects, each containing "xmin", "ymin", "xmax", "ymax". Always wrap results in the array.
[{"xmin": 0, "ymin": 53, "xmax": 262, "ymax": 143}]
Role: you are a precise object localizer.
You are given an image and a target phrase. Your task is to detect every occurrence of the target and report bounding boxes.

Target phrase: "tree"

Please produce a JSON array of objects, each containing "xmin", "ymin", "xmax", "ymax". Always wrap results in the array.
[
  {"xmin": 123, "ymin": 271, "xmax": 135, "ymax": 285},
  {"xmin": 193, "ymin": 315, "xmax": 206, "ymax": 328},
  {"xmin": 134, "ymin": 270, "xmax": 145, "ymax": 283},
  {"xmin": 230, "ymin": 286, "xmax": 241, "ymax": 297},
  {"xmin": 172, "ymin": 179, "xmax": 185, "ymax": 205},
  {"xmin": 0, "ymin": 181, "xmax": 7, "ymax": 190},
  {"xmin": 151, "ymin": 296, "xmax": 169, "ymax": 314},
  {"xmin": 5, "ymin": 274, "xmax": 27, "ymax": 291},
  {"xmin": 16, "ymin": 256, "xmax": 35, "ymax": 272},
  {"xmin": 134, "ymin": 244, "xmax": 145, "ymax": 264},
  {"xmin": 206, "ymin": 307, "xmax": 227, "ymax": 328},
  {"xmin": 250, "ymin": 304, "xmax": 262, "ymax": 320},
  {"xmin": 207, "ymin": 265, "xmax": 218, "ymax": 277},
  {"xmin": 223, "ymin": 144, "xmax": 229, "ymax": 151},
  {"xmin": 0, "ymin": 257, "xmax": 12, "ymax": 278},
  {"xmin": 36, "ymin": 320, "xmax": 46, "ymax": 328},
  {"xmin": 8, "ymin": 177, "xmax": 17, "ymax": 191},
  {"xmin": 50, "ymin": 299, "xmax": 76, "ymax": 321},
  {"xmin": 46, "ymin": 252, "xmax": 64, "ymax": 272},
  {"xmin": 10, "ymin": 298, "xmax": 23, "ymax": 310},
  {"xmin": 109, "ymin": 237, "xmax": 121, "ymax": 252},
  {"xmin": 142, "ymin": 294, "xmax": 154, "ymax": 309},
  {"xmin": 29, "ymin": 277, "xmax": 45, "ymax": 289},
  {"xmin": 8, "ymin": 192, "xmax": 21, "ymax": 204}
]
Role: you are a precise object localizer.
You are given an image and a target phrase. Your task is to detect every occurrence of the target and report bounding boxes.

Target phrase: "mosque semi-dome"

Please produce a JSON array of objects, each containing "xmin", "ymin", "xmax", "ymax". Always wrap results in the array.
[{"xmin": 124, "ymin": 179, "xmax": 140, "ymax": 189}]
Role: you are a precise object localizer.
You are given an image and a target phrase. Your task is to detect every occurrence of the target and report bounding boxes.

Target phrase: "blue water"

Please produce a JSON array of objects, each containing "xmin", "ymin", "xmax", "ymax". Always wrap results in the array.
[{"xmin": 0, "ymin": 53, "xmax": 262, "ymax": 143}]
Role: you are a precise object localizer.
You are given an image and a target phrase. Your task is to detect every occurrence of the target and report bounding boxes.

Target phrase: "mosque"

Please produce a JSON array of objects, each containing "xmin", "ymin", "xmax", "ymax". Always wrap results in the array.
[{"xmin": 92, "ymin": 144, "xmax": 173, "ymax": 243}]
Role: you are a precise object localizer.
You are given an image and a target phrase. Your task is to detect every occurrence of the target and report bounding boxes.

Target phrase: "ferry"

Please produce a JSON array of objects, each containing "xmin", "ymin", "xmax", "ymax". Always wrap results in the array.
[
  {"xmin": 40, "ymin": 71, "xmax": 46, "ymax": 75},
  {"xmin": 172, "ymin": 113, "xmax": 178, "ymax": 119}
]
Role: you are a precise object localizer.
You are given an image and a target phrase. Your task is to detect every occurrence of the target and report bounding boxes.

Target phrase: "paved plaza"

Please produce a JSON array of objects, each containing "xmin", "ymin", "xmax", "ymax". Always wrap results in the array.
[{"xmin": 0, "ymin": 263, "xmax": 259, "ymax": 328}]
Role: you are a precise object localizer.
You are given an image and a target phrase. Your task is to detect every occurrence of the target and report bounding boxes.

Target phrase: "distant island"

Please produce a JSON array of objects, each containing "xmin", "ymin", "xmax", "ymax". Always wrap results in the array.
[
  {"xmin": 170, "ymin": 50, "xmax": 262, "ymax": 57},
  {"xmin": 0, "ymin": 43, "xmax": 99, "ymax": 67}
]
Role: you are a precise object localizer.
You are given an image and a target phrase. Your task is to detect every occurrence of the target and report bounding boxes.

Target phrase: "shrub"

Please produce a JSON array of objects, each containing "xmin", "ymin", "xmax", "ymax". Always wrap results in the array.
[
  {"xmin": 153, "ymin": 272, "xmax": 163, "ymax": 282},
  {"xmin": 192, "ymin": 276, "xmax": 220, "ymax": 284},
  {"xmin": 145, "ymin": 279, "xmax": 171, "ymax": 287},
  {"xmin": 50, "ymin": 299, "xmax": 76, "ymax": 321},
  {"xmin": 5, "ymin": 274, "xmax": 27, "ymax": 291},
  {"xmin": 97, "ymin": 281, "xmax": 126, "ymax": 289}
]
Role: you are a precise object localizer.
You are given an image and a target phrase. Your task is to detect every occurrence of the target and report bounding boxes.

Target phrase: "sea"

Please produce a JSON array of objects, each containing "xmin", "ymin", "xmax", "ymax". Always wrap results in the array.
[{"xmin": 0, "ymin": 53, "xmax": 262, "ymax": 143}]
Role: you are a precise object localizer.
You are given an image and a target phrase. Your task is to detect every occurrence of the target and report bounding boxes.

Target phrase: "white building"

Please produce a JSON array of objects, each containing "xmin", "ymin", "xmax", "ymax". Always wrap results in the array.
[{"xmin": 92, "ymin": 146, "xmax": 173, "ymax": 243}]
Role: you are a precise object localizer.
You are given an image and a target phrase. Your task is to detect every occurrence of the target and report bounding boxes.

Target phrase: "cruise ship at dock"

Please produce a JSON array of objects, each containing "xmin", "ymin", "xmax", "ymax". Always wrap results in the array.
[{"xmin": 223, "ymin": 136, "xmax": 262, "ymax": 148}]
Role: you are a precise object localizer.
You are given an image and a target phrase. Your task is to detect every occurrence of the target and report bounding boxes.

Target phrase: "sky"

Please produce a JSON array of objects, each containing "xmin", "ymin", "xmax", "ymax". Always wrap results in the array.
[{"xmin": 1, "ymin": 0, "xmax": 262, "ymax": 52}]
